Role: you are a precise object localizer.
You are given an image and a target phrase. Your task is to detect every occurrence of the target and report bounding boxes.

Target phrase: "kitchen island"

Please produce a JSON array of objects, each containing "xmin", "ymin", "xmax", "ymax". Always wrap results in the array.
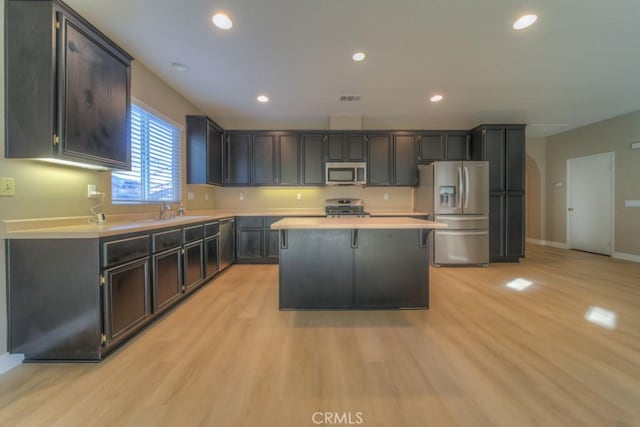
[{"xmin": 271, "ymin": 217, "xmax": 446, "ymax": 310}]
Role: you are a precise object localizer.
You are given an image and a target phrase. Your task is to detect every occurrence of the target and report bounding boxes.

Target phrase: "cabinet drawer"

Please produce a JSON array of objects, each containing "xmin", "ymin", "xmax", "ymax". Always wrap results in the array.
[
  {"xmin": 152, "ymin": 229, "xmax": 182, "ymax": 253},
  {"xmin": 237, "ymin": 216, "xmax": 262, "ymax": 229},
  {"xmin": 103, "ymin": 235, "xmax": 150, "ymax": 267},
  {"xmin": 183, "ymin": 225, "xmax": 204, "ymax": 243},
  {"xmin": 204, "ymin": 222, "xmax": 220, "ymax": 237}
]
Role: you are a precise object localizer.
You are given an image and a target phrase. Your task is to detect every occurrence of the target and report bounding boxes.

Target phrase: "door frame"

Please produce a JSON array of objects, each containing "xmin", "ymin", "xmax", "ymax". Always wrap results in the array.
[{"xmin": 566, "ymin": 152, "xmax": 615, "ymax": 254}]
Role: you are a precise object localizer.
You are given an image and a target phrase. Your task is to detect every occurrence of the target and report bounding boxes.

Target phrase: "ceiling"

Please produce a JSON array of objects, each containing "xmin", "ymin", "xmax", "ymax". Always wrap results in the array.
[{"xmin": 65, "ymin": 0, "xmax": 640, "ymax": 136}]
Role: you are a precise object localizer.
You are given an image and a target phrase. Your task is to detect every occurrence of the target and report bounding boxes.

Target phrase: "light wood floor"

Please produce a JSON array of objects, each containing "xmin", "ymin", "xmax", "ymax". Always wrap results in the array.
[{"xmin": 1, "ymin": 244, "xmax": 640, "ymax": 427}]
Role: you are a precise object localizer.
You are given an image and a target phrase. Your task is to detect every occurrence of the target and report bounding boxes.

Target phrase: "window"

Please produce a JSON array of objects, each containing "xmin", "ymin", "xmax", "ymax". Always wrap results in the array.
[{"xmin": 112, "ymin": 104, "xmax": 182, "ymax": 203}]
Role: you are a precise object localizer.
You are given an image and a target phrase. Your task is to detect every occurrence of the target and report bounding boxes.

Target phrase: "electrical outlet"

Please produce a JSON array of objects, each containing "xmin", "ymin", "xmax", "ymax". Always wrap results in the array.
[
  {"xmin": 239, "ymin": 192, "xmax": 245, "ymax": 201},
  {"xmin": 87, "ymin": 184, "xmax": 97, "ymax": 198},
  {"xmin": 383, "ymin": 193, "xmax": 389, "ymax": 200},
  {"xmin": 0, "ymin": 177, "xmax": 16, "ymax": 196},
  {"xmin": 205, "ymin": 193, "xmax": 209, "ymax": 201},
  {"xmin": 296, "ymin": 193, "xmax": 302, "ymax": 201}
]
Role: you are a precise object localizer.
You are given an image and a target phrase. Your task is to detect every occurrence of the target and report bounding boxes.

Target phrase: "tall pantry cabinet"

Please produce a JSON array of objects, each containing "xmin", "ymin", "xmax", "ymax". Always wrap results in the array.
[{"xmin": 470, "ymin": 125, "xmax": 526, "ymax": 262}]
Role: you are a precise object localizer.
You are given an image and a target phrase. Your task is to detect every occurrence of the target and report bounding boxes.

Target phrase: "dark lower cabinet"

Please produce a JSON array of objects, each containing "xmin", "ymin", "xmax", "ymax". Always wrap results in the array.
[
  {"xmin": 6, "ymin": 219, "xmax": 231, "ymax": 361},
  {"xmin": 354, "ymin": 230, "xmax": 428, "ymax": 308},
  {"xmin": 219, "ymin": 218, "xmax": 235, "ymax": 271},
  {"xmin": 279, "ymin": 230, "xmax": 354, "ymax": 309},
  {"xmin": 506, "ymin": 194, "xmax": 525, "ymax": 259},
  {"xmin": 152, "ymin": 248, "xmax": 182, "ymax": 313},
  {"xmin": 236, "ymin": 216, "xmax": 283, "ymax": 264},
  {"xmin": 237, "ymin": 229, "xmax": 263, "ymax": 260},
  {"xmin": 103, "ymin": 258, "xmax": 151, "ymax": 345},
  {"xmin": 279, "ymin": 228, "xmax": 430, "ymax": 309},
  {"xmin": 204, "ymin": 236, "xmax": 220, "ymax": 278},
  {"xmin": 184, "ymin": 241, "xmax": 204, "ymax": 290},
  {"xmin": 489, "ymin": 193, "xmax": 525, "ymax": 262}
]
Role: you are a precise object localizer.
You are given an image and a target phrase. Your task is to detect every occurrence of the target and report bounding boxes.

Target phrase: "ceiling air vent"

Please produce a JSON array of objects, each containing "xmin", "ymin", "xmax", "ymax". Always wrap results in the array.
[{"xmin": 339, "ymin": 95, "xmax": 361, "ymax": 102}]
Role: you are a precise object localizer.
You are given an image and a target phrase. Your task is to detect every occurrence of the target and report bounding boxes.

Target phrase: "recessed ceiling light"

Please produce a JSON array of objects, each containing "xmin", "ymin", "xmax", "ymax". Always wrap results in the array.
[
  {"xmin": 171, "ymin": 62, "xmax": 188, "ymax": 72},
  {"xmin": 352, "ymin": 52, "xmax": 366, "ymax": 62},
  {"xmin": 257, "ymin": 95, "xmax": 269, "ymax": 103},
  {"xmin": 212, "ymin": 13, "xmax": 233, "ymax": 30},
  {"xmin": 430, "ymin": 94, "xmax": 443, "ymax": 102},
  {"xmin": 513, "ymin": 14, "xmax": 538, "ymax": 30}
]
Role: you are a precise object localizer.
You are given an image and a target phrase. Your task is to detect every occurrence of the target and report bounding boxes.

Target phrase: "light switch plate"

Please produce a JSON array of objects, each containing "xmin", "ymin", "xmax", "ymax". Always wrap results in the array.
[
  {"xmin": 87, "ymin": 184, "xmax": 97, "ymax": 198},
  {"xmin": 624, "ymin": 200, "xmax": 640, "ymax": 207},
  {"xmin": 0, "ymin": 177, "xmax": 16, "ymax": 196}
]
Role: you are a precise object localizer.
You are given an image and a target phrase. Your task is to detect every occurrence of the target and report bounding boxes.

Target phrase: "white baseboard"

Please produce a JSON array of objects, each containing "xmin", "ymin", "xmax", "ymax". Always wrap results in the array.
[
  {"xmin": 527, "ymin": 239, "xmax": 640, "ymax": 263},
  {"xmin": 613, "ymin": 252, "xmax": 640, "ymax": 263},
  {"xmin": 526, "ymin": 238, "xmax": 569, "ymax": 249},
  {"xmin": 0, "ymin": 353, "xmax": 24, "ymax": 375}
]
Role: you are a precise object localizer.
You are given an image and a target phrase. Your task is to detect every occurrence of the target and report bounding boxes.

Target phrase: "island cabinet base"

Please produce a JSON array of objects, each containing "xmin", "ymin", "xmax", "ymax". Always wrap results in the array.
[{"xmin": 278, "ymin": 229, "xmax": 430, "ymax": 310}]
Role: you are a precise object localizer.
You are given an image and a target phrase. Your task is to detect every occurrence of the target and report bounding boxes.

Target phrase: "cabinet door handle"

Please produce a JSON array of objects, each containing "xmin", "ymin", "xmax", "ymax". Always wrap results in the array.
[
  {"xmin": 280, "ymin": 230, "xmax": 288, "ymax": 249},
  {"xmin": 420, "ymin": 229, "xmax": 429, "ymax": 248},
  {"xmin": 351, "ymin": 229, "xmax": 358, "ymax": 248}
]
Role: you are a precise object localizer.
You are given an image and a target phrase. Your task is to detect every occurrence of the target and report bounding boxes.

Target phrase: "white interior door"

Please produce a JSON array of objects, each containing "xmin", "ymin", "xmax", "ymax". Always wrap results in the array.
[{"xmin": 567, "ymin": 152, "xmax": 614, "ymax": 255}]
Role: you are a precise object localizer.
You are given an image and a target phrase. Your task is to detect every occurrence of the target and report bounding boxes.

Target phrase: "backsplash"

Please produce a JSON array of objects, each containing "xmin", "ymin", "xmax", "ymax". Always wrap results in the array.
[{"xmin": 211, "ymin": 186, "xmax": 415, "ymax": 210}]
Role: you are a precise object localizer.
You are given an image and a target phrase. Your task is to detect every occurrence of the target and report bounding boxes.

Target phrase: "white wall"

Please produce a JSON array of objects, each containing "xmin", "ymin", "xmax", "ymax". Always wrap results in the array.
[{"xmin": 545, "ymin": 111, "xmax": 640, "ymax": 255}]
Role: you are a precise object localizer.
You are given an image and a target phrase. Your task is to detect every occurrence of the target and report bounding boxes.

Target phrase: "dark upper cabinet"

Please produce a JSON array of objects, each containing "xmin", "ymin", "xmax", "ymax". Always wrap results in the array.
[
  {"xmin": 277, "ymin": 133, "xmax": 301, "ymax": 186},
  {"xmin": 225, "ymin": 132, "xmax": 252, "ymax": 186},
  {"xmin": 471, "ymin": 125, "xmax": 524, "ymax": 192},
  {"xmin": 393, "ymin": 133, "xmax": 418, "ymax": 186},
  {"xmin": 6, "ymin": 0, "xmax": 133, "ymax": 169},
  {"xmin": 367, "ymin": 133, "xmax": 417, "ymax": 186},
  {"xmin": 301, "ymin": 133, "xmax": 325, "ymax": 185},
  {"xmin": 367, "ymin": 134, "xmax": 393, "ymax": 185},
  {"xmin": 251, "ymin": 132, "xmax": 300, "ymax": 186},
  {"xmin": 252, "ymin": 133, "xmax": 277, "ymax": 185},
  {"xmin": 506, "ymin": 127, "xmax": 525, "ymax": 192},
  {"xmin": 444, "ymin": 132, "xmax": 470, "ymax": 160},
  {"xmin": 471, "ymin": 124, "xmax": 526, "ymax": 262},
  {"xmin": 418, "ymin": 131, "xmax": 469, "ymax": 162},
  {"xmin": 326, "ymin": 134, "xmax": 367, "ymax": 162},
  {"xmin": 186, "ymin": 116, "xmax": 223, "ymax": 185},
  {"xmin": 417, "ymin": 132, "xmax": 445, "ymax": 162}
]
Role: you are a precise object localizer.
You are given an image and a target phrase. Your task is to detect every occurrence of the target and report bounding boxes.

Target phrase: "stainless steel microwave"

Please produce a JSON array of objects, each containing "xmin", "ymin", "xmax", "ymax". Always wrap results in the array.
[{"xmin": 325, "ymin": 162, "xmax": 367, "ymax": 185}]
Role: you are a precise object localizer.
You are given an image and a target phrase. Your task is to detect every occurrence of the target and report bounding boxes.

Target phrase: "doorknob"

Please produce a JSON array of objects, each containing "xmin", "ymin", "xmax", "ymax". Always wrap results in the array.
[{"xmin": 568, "ymin": 207, "xmax": 574, "ymax": 212}]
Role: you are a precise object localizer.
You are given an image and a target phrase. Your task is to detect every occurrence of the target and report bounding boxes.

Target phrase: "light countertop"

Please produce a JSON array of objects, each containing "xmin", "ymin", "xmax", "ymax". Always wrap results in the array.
[
  {"xmin": 2, "ymin": 209, "xmax": 431, "ymax": 239},
  {"xmin": 270, "ymin": 217, "xmax": 446, "ymax": 230}
]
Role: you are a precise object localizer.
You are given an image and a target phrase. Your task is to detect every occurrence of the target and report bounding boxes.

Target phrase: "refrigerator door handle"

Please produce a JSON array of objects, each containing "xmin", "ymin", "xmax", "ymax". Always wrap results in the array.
[
  {"xmin": 464, "ymin": 166, "xmax": 470, "ymax": 209},
  {"xmin": 457, "ymin": 166, "xmax": 463, "ymax": 208}
]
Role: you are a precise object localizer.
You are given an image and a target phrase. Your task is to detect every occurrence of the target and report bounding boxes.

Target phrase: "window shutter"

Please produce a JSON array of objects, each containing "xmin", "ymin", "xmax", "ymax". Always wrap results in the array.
[{"xmin": 112, "ymin": 104, "xmax": 181, "ymax": 202}]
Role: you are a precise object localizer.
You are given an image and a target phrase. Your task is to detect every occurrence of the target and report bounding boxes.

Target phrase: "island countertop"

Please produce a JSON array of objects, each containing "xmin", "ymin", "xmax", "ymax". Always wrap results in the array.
[{"xmin": 271, "ymin": 217, "xmax": 447, "ymax": 230}]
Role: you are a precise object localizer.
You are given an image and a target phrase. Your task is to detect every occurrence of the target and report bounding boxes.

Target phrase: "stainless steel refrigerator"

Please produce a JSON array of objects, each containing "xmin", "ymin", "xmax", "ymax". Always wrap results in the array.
[{"xmin": 415, "ymin": 161, "xmax": 489, "ymax": 266}]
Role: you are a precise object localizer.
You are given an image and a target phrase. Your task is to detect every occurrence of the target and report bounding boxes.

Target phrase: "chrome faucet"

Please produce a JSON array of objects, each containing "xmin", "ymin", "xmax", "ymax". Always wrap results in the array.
[{"xmin": 159, "ymin": 202, "xmax": 175, "ymax": 220}]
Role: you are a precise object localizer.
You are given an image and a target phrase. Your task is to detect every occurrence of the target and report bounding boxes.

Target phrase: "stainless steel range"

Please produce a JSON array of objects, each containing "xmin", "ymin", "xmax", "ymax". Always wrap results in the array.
[{"xmin": 325, "ymin": 198, "xmax": 370, "ymax": 218}]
